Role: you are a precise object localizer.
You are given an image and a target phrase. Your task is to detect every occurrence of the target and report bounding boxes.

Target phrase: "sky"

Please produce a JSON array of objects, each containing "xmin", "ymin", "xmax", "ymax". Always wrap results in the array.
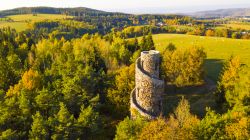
[{"xmin": 0, "ymin": 0, "xmax": 250, "ymax": 14}]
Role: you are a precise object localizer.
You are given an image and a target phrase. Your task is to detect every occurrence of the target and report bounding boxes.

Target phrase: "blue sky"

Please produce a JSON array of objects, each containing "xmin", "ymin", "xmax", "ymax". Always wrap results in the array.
[{"xmin": 1, "ymin": 0, "xmax": 250, "ymax": 14}]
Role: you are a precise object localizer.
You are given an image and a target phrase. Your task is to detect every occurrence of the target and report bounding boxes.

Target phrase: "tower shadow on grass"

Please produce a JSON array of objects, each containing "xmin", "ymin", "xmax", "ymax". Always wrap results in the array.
[
  {"xmin": 162, "ymin": 59, "xmax": 224, "ymax": 118},
  {"xmin": 204, "ymin": 59, "xmax": 224, "ymax": 82}
]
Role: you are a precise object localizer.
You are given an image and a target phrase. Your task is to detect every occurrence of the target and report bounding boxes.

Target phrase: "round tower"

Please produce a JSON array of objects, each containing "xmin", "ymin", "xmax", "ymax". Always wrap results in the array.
[
  {"xmin": 140, "ymin": 50, "xmax": 160, "ymax": 78},
  {"xmin": 131, "ymin": 50, "xmax": 164, "ymax": 119}
]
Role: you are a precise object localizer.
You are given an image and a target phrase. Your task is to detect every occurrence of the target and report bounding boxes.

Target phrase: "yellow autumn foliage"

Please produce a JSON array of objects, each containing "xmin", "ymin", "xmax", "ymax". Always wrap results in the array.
[
  {"xmin": 162, "ymin": 46, "xmax": 206, "ymax": 87},
  {"xmin": 225, "ymin": 118, "xmax": 249, "ymax": 139},
  {"xmin": 225, "ymin": 111, "xmax": 249, "ymax": 139},
  {"xmin": 139, "ymin": 118, "xmax": 168, "ymax": 140},
  {"xmin": 6, "ymin": 83, "xmax": 22, "ymax": 97},
  {"xmin": 220, "ymin": 56, "xmax": 241, "ymax": 89},
  {"xmin": 22, "ymin": 69, "xmax": 41, "ymax": 90},
  {"xmin": 138, "ymin": 98, "xmax": 200, "ymax": 140}
]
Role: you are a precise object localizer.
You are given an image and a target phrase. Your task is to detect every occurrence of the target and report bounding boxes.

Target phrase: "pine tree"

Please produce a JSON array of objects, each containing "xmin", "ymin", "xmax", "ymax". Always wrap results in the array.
[
  {"xmin": 145, "ymin": 32, "xmax": 155, "ymax": 50},
  {"xmin": 29, "ymin": 112, "xmax": 48, "ymax": 140},
  {"xmin": 52, "ymin": 102, "xmax": 75, "ymax": 139},
  {"xmin": 134, "ymin": 37, "xmax": 139, "ymax": 51},
  {"xmin": 140, "ymin": 34, "xmax": 147, "ymax": 51},
  {"xmin": 140, "ymin": 32, "xmax": 155, "ymax": 51},
  {"xmin": 76, "ymin": 105, "xmax": 100, "ymax": 138},
  {"xmin": 0, "ymin": 58, "xmax": 12, "ymax": 90},
  {"xmin": 0, "ymin": 129, "xmax": 18, "ymax": 140},
  {"xmin": 35, "ymin": 88, "xmax": 54, "ymax": 117}
]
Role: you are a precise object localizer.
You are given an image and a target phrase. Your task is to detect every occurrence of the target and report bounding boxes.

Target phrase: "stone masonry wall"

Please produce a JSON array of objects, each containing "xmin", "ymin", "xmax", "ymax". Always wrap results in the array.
[{"xmin": 131, "ymin": 50, "xmax": 164, "ymax": 119}]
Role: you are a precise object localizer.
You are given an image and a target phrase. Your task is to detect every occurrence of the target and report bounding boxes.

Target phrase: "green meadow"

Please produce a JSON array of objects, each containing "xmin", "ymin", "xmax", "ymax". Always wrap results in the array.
[
  {"xmin": 146, "ymin": 34, "xmax": 250, "ymax": 81},
  {"xmin": 0, "ymin": 14, "xmax": 72, "ymax": 32},
  {"xmin": 146, "ymin": 34, "xmax": 250, "ymax": 116},
  {"xmin": 0, "ymin": 21, "xmax": 26, "ymax": 31},
  {"xmin": 222, "ymin": 23, "xmax": 250, "ymax": 30}
]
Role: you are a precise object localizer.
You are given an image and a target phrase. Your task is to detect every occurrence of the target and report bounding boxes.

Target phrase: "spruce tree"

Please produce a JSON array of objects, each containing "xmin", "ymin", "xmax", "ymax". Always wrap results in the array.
[
  {"xmin": 140, "ymin": 34, "xmax": 147, "ymax": 51},
  {"xmin": 52, "ymin": 102, "xmax": 75, "ymax": 139},
  {"xmin": 146, "ymin": 32, "xmax": 155, "ymax": 50},
  {"xmin": 140, "ymin": 32, "xmax": 155, "ymax": 51},
  {"xmin": 29, "ymin": 112, "xmax": 48, "ymax": 140},
  {"xmin": 76, "ymin": 105, "xmax": 100, "ymax": 138}
]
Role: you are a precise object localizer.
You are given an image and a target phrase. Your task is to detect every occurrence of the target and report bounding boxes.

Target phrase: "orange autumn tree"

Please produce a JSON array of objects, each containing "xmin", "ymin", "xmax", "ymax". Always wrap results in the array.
[
  {"xmin": 6, "ymin": 69, "xmax": 41, "ymax": 97},
  {"xmin": 22, "ymin": 69, "xmax": 41, "ymax": 90}
]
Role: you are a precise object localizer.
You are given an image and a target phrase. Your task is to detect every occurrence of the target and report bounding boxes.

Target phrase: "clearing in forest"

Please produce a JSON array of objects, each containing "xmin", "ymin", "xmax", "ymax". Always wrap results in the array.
[{"xmin": 0, "ymin": 14, "xmax": 72, "ymax": 31}]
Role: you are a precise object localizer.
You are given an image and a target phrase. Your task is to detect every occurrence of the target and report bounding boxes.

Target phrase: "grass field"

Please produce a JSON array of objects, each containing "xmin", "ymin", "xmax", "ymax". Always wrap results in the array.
[
  {"xmin": 149, "ymin": 34, "xmax": 250, "ymax": 116},
  {"xmin": 147, "ymin": 34, "xmax": 250, "ymax": 81},
  {"xmin": 0, "ymin": 21, "xmax": 26, "ymax": 31},
  {"xmin": 0, "ymin": 14, "xmax": 72, "ymax": 32},
  {"xmin": 222, "ymin": 23, "xmax": 250, "ymax": 30}
]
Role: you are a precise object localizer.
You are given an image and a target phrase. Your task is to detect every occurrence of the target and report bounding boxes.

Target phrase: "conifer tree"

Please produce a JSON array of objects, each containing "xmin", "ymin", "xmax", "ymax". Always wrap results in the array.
[
  {"xmin": 52, "ymin": 102, "xmax": 75, "ymax": 139},
  {"xmin": 0, "ymin": 129, "xmax": 18, "ymax": 140},
  {"xmin": 29, "ymin": 112, "xmax": 48, "ymax": 140},
  {"xmin": 35, "ymin": 88, "xmax": 54, "ymax": 117},
  {"xmin": 140, "ymin": 34, "xmax": 147, "ymax": 51},
  {"xmin": 140, "ymin": 32, "xmax": 155, "ymax": 51},
  {"xmin": 145, "ymin": 32, "xmax": 155, "ymax": 50},
  {"xmin": 76, "ymin": 105, "xmax": 100, "ymax": 138},
  {"xmin": 134, "ymin": 36, "xmax": 139, "ymax": 51}
]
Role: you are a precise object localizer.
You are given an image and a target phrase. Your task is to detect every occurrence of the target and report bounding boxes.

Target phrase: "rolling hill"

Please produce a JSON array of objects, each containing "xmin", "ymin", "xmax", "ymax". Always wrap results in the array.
[
  {"xmin": 0, "ymin": 7, "xmax": 127, "ymax": 17},
  {"xmin": 191, "ymin": 8, "xmax": 250, "ymax": 18}
]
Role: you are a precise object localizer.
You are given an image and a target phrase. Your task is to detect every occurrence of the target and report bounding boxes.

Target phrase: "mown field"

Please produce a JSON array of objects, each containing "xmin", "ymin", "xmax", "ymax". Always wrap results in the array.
[
  {"xmin": 0, "ymin": 14, "xmax": 71, "ymax": 31},
  {"xmin": 222, "ymin": 23, "xmax": 250, "ymax": 30},
  {"xmin": 147, "ymin": 34, "xmax": 250, "ymax": 116},
  {"xmin": 148, "ymin": 34, "xmax": 250, "ymax": 82}
]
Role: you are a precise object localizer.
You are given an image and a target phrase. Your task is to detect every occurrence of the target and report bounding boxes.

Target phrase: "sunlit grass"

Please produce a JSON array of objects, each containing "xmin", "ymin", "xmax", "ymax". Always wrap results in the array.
[
  {"xmin": 139, "ymin": 34, "xmax": 250, "ymax": 81},
  {"xmin": 8, "ymin": 14, "xmax": 72, "ymax": 22},
  {"xmin": 0, "ymin": 14, "xmax": 73, "ymax": 32},
  {"xmin": 222, "ymin": 23, "xmax": 250, "ymax": 30},
  {"xmin": 0, "ymin": 21, "xmax": 26, "ymax": 32}
]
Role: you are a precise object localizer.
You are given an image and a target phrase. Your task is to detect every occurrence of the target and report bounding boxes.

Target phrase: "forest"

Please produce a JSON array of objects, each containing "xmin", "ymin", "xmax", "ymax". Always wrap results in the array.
[{"xmin": 0, "ymin": 7, "xmax": 249, "ymax": 140}]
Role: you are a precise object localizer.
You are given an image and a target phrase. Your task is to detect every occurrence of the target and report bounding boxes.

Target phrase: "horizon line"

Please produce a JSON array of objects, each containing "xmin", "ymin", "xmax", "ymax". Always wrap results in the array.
[{"xmin": 0, "ymin": 5, "xmax": 250, "ymax": 15}]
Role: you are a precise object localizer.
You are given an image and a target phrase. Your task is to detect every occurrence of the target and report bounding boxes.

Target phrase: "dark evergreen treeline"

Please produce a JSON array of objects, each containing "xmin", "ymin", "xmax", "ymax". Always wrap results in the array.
[
  {"xmin": 0, "ymin": 7, "xmax": 126, "ymax": 17},
  {"xmin": 73, "ymin": 14, "xmax": 192, "ymax": 34},
  {"xmin": 26, "ymin": 20, "xmax": 98, "ymax": 41}
]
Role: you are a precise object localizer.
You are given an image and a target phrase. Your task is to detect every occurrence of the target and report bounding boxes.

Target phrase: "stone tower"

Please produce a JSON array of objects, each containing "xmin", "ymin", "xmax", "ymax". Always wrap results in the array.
[{"xmin": 130, "ymin": 50, "xmax": 164, "ymax": 119}]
